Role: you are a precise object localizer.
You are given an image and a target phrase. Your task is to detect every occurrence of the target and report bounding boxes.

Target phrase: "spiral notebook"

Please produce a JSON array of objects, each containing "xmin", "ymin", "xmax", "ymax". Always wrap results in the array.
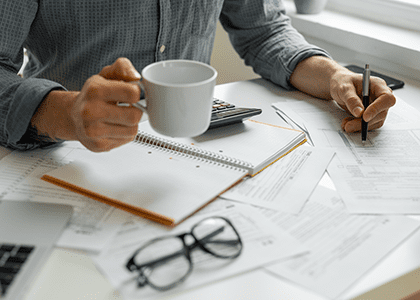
[{"xmin": 42, "ymin": 120, "xmax": 306, "ymax": 226}]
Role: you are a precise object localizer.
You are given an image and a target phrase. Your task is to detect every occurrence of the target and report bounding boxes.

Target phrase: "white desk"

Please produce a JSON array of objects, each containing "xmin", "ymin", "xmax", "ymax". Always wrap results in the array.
[{"xmin": 24, "ymin": 78, "xmax": 420, "ymax": 300}]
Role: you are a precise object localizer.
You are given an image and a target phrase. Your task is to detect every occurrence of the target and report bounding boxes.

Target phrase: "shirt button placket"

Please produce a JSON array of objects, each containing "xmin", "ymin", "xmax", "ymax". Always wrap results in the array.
[
  {"xmin": 156, "ymin": 43, "xmax": 166, "ymax": 61},
  {"xmin": 156, "ymin": 0, "xmax": 169, "ymax": 61}
]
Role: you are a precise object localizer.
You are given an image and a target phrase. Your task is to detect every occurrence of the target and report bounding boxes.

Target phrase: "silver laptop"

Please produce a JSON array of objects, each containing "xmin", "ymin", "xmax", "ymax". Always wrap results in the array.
[{"xmin": 0, "ymin": 200, "xmax": 72, "ymax": 300}]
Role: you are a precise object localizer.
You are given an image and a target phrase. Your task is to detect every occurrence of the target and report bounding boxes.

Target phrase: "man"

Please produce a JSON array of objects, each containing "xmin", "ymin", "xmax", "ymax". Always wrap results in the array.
[{"xmin": 0, "ymin": 0, "xmax": 395, "ymax": 152}]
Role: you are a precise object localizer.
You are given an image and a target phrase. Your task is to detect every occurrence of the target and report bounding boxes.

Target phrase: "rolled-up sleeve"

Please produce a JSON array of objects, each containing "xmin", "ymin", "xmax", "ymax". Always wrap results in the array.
[
  {"xmin": 0, "ymin": 0, "xmax": 64, "ymax": 150},
  {"xmin": 220, "ymin": 0, "xmax": 332, "ymax": 89}
]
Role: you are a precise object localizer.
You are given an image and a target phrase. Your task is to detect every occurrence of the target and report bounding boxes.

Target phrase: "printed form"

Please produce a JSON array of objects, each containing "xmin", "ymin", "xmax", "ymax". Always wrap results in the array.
[
  {"xmin": 272, "ymin": 96, "xmax": 420, "ymax": 213},
  {"xmin": 222, "ymin": 145, "xmax": 334, "ymax": 213},
  {"xmin": 0, "ymin": 143, "xmax": 129, "ymax": 252},
  {"xmin": 263, "ymin": 185, "xmax": 420, "ymax": 299},
  {"xmin": 92, "ymin": 200, "xmax": 307, "ymax": 300}
]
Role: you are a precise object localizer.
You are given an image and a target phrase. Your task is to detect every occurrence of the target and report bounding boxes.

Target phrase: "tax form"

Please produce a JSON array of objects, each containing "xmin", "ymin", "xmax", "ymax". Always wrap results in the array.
[
  {"xmin": 222, "ymin": 145, "xmax": 334, "ymax": 213},
  {"xmin": 264, "ymin": 185, "xmax": 420, "ymax": 299},
  {"xmin": 92, "ymin": 200, "xmax": 307, "ymax": 300},
  {"xmin": 272, "ymin": 96, "xmax": 420, "ymax": 213},
  {"xmin": 0, "ymin": 143, "xmax": 129, "ymax": 252}
]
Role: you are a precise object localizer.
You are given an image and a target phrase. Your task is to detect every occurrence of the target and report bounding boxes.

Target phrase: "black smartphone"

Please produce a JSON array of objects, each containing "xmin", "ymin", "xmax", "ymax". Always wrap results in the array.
[{"xmin": 345, "ymin": 64, "xmax": 405, "ymax": 90}]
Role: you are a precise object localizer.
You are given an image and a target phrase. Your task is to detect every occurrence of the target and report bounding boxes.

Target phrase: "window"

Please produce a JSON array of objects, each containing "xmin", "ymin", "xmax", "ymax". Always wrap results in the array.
[{"xmin": 326, "ymin": 0, "xmax": 420, "ymax": 32}]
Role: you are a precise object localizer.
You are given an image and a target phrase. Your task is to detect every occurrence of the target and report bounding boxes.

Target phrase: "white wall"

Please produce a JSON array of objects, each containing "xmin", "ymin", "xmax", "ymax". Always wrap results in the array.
[{"xmin": 210, "ymin": 22, "xmax": 259, "ymax": 85}]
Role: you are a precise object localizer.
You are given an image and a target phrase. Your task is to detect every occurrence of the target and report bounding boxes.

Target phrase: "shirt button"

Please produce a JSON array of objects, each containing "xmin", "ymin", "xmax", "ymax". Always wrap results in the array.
[{"xmin": 159, "ymin": 45, "xmax": 166, "ymax": 53}]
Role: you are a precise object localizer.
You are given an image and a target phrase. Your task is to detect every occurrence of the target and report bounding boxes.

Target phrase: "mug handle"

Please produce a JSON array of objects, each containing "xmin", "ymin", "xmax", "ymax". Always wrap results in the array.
[{"xmin": 131, "ymin": 80, "xmax": 147, "ymax": 113}]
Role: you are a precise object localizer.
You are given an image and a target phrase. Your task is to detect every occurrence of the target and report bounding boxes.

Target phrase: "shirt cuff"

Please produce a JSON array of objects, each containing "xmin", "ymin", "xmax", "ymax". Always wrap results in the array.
[
  {"xmin": 272, "ymin": 46, "xmax": 333, "ymax": 90},
  {"xmin": 5, "ymin": 77, "xmax": 66, "ymax": 150}
]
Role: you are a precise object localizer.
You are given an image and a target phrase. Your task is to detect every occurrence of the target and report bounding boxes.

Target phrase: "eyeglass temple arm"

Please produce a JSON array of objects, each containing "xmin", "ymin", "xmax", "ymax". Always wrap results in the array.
[
  {"xmin": 130, "ymin": 227, "xmax": 224, "ymax": 270},
  {"xmin": 196, "ymin": 226, "xmax": 225, "ymax": 243},
  {"xmin": 146, "ymin": 227, "xmax": 225, "ymax": 265},
  {"xmin": 129, "ymin": 226, "xmax": 238, "ymax": 271},
  {"xmin": 192, "ymin": 226, "xmax": 241, "ymax": 249},
  {"xmin": 132, "ymin": 248, "xmax": 187, "ymax": 271}
]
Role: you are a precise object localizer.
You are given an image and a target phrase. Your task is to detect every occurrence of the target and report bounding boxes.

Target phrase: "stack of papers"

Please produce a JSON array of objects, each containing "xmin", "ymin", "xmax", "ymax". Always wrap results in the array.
[
  {"xmin": 272, "ymin": 95, "xmax": 420, "ymax": 214},
  {"xmin": 0, "ymin": 94, "xmax": 419, "ymax": 299}
]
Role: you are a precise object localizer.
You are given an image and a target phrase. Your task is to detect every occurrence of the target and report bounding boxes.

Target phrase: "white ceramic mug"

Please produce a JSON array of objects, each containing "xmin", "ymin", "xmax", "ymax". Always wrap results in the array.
[
  {"xmin": 133, "ymin": 60, "xmax": 217, "ymax": 137},
  {"xmin": 294, "ymin": 0, "xmax": 328, "ymax": 14}
]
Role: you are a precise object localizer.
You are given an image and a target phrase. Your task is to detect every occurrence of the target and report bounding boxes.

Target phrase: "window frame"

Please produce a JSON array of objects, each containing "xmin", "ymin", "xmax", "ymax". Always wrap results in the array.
[{"xmin": 326, "ymin": 0, "xmax": 420, "ymax": 32}]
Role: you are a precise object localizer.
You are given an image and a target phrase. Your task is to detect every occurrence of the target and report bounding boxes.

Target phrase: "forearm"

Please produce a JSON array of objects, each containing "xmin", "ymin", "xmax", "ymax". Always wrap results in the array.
[
  {"xmin": 221, "ymin": 0, "xmax": 332, "ymax": 90},
  {"xmin": 30, "ymin": 90, "xmax": 79, "ymax": 141},
  {"xmin": 289, "ymin": 56, "xmax": 344, "ymax": 100}
]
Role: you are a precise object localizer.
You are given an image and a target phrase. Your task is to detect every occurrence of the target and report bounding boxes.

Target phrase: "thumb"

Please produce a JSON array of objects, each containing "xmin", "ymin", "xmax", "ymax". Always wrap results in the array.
[{"xmin": 99, "ymin": 57, "xmax": 141, "ymax": 82}]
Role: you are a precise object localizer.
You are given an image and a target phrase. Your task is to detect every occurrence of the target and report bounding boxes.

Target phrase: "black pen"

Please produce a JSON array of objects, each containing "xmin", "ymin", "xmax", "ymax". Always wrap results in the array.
[{"xmin": 361, "ymin": 64, "xmax": 370, "ymax": 142}]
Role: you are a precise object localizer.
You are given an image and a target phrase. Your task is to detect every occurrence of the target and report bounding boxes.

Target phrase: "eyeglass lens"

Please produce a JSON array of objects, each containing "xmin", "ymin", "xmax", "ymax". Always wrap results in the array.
[
  {"xmin": 133, "ymin": 237, "xmax": 191, "ymax": 289},
  {"xmin": 129, "ymin": 217, "xmax": 241, "ymax": 290},
  {"xmin": 192, "ymin": 217, "xmax": 242, "ymax": 258}
]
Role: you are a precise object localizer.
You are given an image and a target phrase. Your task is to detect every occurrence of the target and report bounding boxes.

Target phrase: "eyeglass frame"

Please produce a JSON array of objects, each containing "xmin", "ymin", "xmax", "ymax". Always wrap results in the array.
[{"xmin": 125, "ymin": 216, "xmax": 243, "ymax": 291}]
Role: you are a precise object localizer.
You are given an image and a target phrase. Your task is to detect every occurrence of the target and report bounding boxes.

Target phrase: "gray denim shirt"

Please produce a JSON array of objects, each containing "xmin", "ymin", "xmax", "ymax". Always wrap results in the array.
[{"xmin": 0, "ymin": 0, "xmax": 331, "ymax": 150}]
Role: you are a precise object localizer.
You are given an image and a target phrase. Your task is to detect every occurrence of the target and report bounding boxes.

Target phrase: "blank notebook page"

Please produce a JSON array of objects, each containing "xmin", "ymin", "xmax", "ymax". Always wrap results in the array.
[{"xmin": 43, "ymin": 143, "xmax": 247, "ymax": 224}]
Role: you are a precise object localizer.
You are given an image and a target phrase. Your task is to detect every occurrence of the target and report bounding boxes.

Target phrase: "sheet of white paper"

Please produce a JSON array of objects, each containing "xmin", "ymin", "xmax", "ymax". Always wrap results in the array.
[
  {"xmin": 272, "ymin": 97, "xmax": 420, "ymax": 213},
  {"xmin": 222, "ymin": 146, "xmax": 335, "ymax": 213},
  {"xmin": 92, "ymin": 200, "xmax": 307, "ymax": 300},
  {"xmin": 0, "ymin": 142, "xmax": 128, "ymax": 252},
  {"xmin": 264, "ymin": 185, "xmax": 420, "ymax": 299}
]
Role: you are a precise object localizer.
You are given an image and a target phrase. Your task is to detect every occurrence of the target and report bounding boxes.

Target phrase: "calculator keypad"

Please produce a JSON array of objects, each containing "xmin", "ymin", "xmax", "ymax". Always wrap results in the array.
[
  {"xmin": 212, "ymin": 99, "xmax": 235, "ymax": 112},
  {"xmin": 209, "ymin": 98, "xmax": 262, "ymax": 129}
]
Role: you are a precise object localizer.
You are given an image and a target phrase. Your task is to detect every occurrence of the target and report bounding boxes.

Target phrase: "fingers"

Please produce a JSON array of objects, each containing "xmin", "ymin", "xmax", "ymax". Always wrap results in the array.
[
  {"xmin": 331, "ymin": 77, "xmax": 364, "ymax": 118},
  {"xmin": 85, "ymin": 75, "xmax": 141, "ymax": 104},
  {"xmin": 83, "ymin": 136, "xmax": 138, "ymax": 153},
  {"xmin": 331, "ymin": 69, "xmax": 396, "ymax": 134},
  {"xmin": 79, "ymin": 76, "xmax": 142, "ymax": 126},
  {"xmin": 363, "ymin": 77, "xmax": 396, "ymax": 122},
  {"xmin": 341, "ymin": 110, "xmax": 388, "ymax": 133},
  {"xmin": 75, "ymin": 108, "xmax": 141, "ymax": 152},
  {"xmin": 77, "ymin": 114, "xmax": 140, "ymax": 152},
  {"xmin": 82, "ymin": 123, "xmax": 139, "ymax": 142},
  {"xmin": 72, "ymin": 70, "xmax": 143, "ymax": 152},
  {"xmin": 99, "ymin": 57, "xmax": 141, "ymax": 82}
]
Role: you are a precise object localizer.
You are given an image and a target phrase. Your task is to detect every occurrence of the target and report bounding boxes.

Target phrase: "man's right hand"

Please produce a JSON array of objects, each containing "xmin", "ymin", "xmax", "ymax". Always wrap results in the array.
[{"xmin": 31, "ymin": 58, "xmax": 143, "ymax": 152}]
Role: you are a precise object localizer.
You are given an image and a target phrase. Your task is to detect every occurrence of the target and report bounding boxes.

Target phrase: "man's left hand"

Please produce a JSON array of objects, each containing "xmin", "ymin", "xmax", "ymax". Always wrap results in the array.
[{"xmin": 330, "ymin": 68, "xmax": 396, "ymax": 133}]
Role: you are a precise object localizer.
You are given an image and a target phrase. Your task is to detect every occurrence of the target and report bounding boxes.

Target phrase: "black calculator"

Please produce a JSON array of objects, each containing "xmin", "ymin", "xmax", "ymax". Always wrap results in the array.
[{"xmin": 208, "ymin": 98, "xmax": 262, "ymax": 130}]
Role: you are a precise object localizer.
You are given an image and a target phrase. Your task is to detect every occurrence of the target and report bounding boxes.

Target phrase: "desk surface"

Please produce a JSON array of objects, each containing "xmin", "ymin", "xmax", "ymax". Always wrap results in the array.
[{"xmin": 23, "ymin": 78, "xmax": 420, "ymax": 300}]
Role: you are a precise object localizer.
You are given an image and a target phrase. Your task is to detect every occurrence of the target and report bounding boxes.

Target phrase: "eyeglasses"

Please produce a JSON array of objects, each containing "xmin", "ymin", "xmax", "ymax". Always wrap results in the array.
[{"xmin": 125, "ymin": 216, "xmax": 242, "ymax": 291}]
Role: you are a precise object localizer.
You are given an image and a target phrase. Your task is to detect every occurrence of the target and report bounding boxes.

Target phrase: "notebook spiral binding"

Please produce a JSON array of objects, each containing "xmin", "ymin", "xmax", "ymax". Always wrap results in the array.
[{"xmin": 134, "ymin": 131, "xmax": 252, "ymax": 173}]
